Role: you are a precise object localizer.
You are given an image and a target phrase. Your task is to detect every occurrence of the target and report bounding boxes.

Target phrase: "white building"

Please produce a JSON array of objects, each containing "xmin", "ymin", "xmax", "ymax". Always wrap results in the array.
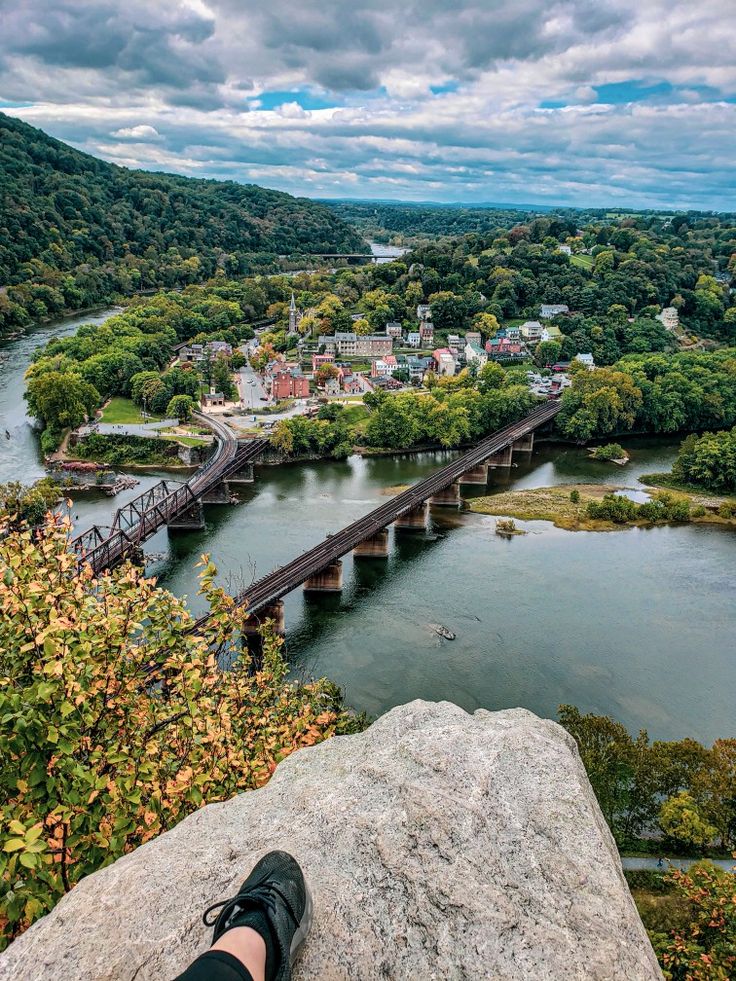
[
  {"xmin": 575, "ymin": 353, "xmax": 595, "ymax": 370},
  {"xmin": 464, "ymin": 342, "xmax": 488, "ymax": 369},
  {"xmin": 656, "ymin": 306, "xmax": 680, "ymax": 331},
  {"xmin": 540, "ymin": 304, "xmax": 570, "ymax": 319},
  {"xmin": 433, "ymin": 348, "xmax": 456, "ymax": 377},
  {"xmin": 406, "ymin": 332, "xmax": 421, "ymax": 348},
  {"xmin": 417, "ymin": 304, "xmax": 432, "ymax": 321},
  {"xmin": 520, "ymin": 321, "xmax": 544, "ymax": 342},
  {"xmin": 558, "ymin": 245, "xmax": 572, "ymax": 256}
]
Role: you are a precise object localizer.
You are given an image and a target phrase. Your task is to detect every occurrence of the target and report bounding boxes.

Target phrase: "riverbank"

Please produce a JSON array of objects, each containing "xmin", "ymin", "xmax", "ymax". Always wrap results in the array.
[{"xmin": 468, "ymin": 483, "xmax": 736, "ymax": 531}]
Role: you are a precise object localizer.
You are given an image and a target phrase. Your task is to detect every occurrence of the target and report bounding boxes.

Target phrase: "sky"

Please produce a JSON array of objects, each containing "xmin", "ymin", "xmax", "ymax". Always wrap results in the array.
[{"xmin": 0, "ymin": 0, "xmax": 734, "ymax": 210}]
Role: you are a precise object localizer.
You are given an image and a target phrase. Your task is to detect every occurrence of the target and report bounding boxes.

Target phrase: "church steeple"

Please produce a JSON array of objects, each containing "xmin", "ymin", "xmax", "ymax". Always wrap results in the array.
[{"xmin": 288, "ymin": 291, "xmax": 298, "ymax": 334}]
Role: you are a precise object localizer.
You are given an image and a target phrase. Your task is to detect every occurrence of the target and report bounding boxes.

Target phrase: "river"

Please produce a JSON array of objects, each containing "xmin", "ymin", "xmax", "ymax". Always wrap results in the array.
[{"xmin": 2, "ymin": 310, "xmax": 735, "ymax": 744}]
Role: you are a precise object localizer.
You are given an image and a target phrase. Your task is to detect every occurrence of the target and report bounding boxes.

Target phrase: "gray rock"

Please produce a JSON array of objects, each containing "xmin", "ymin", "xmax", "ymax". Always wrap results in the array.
[{"xmin": 0, "ymin": 701, "xmax": 661, "ymax": 980}]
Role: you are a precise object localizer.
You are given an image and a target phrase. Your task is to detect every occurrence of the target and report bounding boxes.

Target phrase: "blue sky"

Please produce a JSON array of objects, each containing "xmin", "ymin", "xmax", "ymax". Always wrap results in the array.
[{"xmin": 0, "ymin": 0, "xmax": 734, "ymax": 210}]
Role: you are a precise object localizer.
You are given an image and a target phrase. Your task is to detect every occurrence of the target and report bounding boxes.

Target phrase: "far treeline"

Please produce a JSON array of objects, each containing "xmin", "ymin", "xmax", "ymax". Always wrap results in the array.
[{"xmin": 0, "ymin": 112, "xmax": 364, "ymax": 340}]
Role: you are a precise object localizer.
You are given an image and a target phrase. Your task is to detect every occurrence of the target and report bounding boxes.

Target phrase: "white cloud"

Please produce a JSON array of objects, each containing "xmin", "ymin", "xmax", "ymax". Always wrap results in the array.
[{"xmin": 1, "ymin": 0, "xmax": 734, "ymax": 208}]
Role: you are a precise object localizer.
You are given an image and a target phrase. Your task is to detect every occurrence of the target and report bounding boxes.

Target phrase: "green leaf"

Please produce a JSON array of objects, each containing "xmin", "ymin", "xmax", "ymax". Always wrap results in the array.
[
  {"xmin": 19, "ymin": 852, "xmax": 37, "ymax": 869},
  {"xmin": 60, "ymin": 701, "xmax": 75, "ymax": 718},
  {"xmin": 8, "ymin": 820, "xmax": 25, "ymax": 836},
  {"xmin": 46, "ymin": 726, "xmax": 59, "ymax": 745},
  {"xmin": 3, "ymin": 838, "xmax": 25, "ymax": 853}
]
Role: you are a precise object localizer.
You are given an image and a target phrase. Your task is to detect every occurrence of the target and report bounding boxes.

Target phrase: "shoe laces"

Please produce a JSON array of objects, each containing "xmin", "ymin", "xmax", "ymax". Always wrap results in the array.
[{"xmin": 203, "ymin": 880, "xmax": 301, "ymax": 938}]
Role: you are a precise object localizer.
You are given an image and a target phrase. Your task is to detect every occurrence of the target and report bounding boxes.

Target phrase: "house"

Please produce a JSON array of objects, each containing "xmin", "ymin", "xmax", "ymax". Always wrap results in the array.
[
  {"xmin": 464, "ymin": 330, "xmax": 482, "ymax": 346},
  {"xmin": 342, "ymin": 372, "xmax": 364, "ymax": 395},
  {"xmin": 432, "ymin": 348, "xmax": 456, "ymax": 376},
  {"xmin": 486, "ymin": 335, "xmax": 527, "ymax": 362},
  {"xmin": 324, "ymin": 376, "xmax": 341, "ymax": 396},
  {"xmin": 656, "ymin": 306, "xmax": 680, "ymax": 331},
  {"xmin": 558, "ymin": 245, "xmax": 572, "ymax": 255},
  {"xmin": 312, "ymin": 352, "xmax": 335, "ymax": 372},
  {"xmin": 575, "ymin": 353, "xmax": 595, "ymax": 370},
  {"xmin": 520, "ymin": 321, "xmax": 544, "ymax": 342},
  {"xmin": 405, "ymin": 355, "xmax": 433, "ymax": 382},
  {"xmin": 419, "ymin": 321, "xmax": 434, "ymax": 345},
  {"xmin": 385, "ymin": 322, "xmax": 403, "ymax": 341},
  {"xmin": 371, "ymin": 355, "xmax": 399, "ymax": 378},
  {"xmin": 464, "ymin": 342, "xmax": 488, "ymax": 369},
  {"xmin": 179, "ymin": 340, "xmax": 233, "ymax": 363},
  {"xmin": 541, "ymin": 324, "xmax": 563, "ymax": 342},
  {"xmin": 540, "ymin": 304, "xmax": 569, "ymax": 319},
  {"xmin": 502, "ymin": 326, "xmax": 521, "ymax": 343},
  {"xmin": 447, "ymin": 334, "xmax": 462, "ymax": 348},
  {"xmin": 406, "ymin": 331, "xmax": 421, "ymax": 348},
  {"xmin": 417, "ymin": 304, "xmax": 432, "ymax": 321}
]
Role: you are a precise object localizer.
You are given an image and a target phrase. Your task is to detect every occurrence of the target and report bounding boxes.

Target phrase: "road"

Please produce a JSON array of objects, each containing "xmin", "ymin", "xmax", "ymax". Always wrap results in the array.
[{"xmin": 621, "ymin": 856, "xmax": 734, "ymax": 873}]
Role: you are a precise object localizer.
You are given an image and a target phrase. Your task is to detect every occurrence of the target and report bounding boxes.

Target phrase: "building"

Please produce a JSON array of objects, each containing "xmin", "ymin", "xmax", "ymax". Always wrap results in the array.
[
  {"xmin": 312, "ymin": 352, "xmax": 335, "ymax": 372},
  {"xmin": 323, "ymin": 333, "xmax": 393, "ymax": 358},
  {"xmin": 270, "ymin": 365, "xmax": 310, "ymax": 400},
  {"xmin": 540, "ymin": 304, "xmax": 569, "ymax": 319},
  {"xmin": 575, "ymin": 353, "xmax": 595, "ymax": 370},
  {"xmin": 432, "ymin": 348, "xmax": 456, "ymax": 376},
  {"xmin": 405, "ymin": 354, "xmax": 433, "ymax": 382},
  {"xmin": 520, "ymin": 321, "xmax": 544, "ymax": 342},
  {"xmin": 486, "ymin": 335, "xmax": 527, "ymax": 362},
  {"xmin": 406, "ymin": 331, "xmax": 421, "ymax": 348},
  {"xmin": 417, "ymin": 304, "xmax": 432, "ymax": 321},
  {"xmin": 419, "ymin": 321, "xmax": 434, "ymax": 346},
  {"xmin": 179, "ymin": 340, "xmax": 233, "ymax": 363},
  {"xmin": 558, "ymin": 244, "xmax": 572, "ymax": 256},
  {"xmin": 342, "ymin": 372, "xmax": 364, "ymax": 395},
  {"xmin": 447, "ymin": 334, "xmax": 462, "ymax": 348},
  {"xmin": 201, "ymin": 387, "xmax": 225, "ymax": 407},
  {"xmin": 371, "ymin": 355, "xmax": 399, "ymax": 378},
  {"xmin": 656, "ymin": 306, "xmax": 680, "ymax": 331},
  {"xmin": 464, "ymin": 342, "xmax": 488, "ymax": 369},
  {"xmin": 385, "ymin": 322, "xmax": 403, "ymax": 341},
  {"xmin": 464, "ymin": 330, "xmax": 482, "ymax": 346},
  {"xmin": 541, "ymin": 324, "xmax": 563, "ymax": 342},
  {"xmin": 288, "ymin": 292, "xmax": 300, "ymax": 335}
]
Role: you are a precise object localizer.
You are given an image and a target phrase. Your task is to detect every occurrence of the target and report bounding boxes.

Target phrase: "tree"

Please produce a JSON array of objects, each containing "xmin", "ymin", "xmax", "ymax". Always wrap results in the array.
[
  {"xmin": 25, "ymin": 371, "xmax": 100, "ymax": 447},
  {"xmin": 557, "ymin": 368, "xmax": 643, "ymax": 441},
  {"xmin": 166, "ymin": 394, "xmax": 195, "ymax": 422},
  {"xmin": 535, "ymin": 340, "xmax": 562, "ymax": 367},
  {"xmin": 659, "ymin": 793, "xmax": 717, "ymax": 852},
  {"xmin": 472, "ymin": 312, "xmax": 500, "ymax": 337},
  {"xmin": 0, "ymin": 509, "xmax": 356, "ymax": 946},
  {"xmin": 429, "ymin": 291, "xmax": 466, "ymax": 331}
]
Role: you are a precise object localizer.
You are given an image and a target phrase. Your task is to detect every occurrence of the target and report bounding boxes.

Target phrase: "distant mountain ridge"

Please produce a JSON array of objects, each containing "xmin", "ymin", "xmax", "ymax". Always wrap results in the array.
[{"xmin": 0, "ymin": 112, "xmax": 365, "ymax": 336}]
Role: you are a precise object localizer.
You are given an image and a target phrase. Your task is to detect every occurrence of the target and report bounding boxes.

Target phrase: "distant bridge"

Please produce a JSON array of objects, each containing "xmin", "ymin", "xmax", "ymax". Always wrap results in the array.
[
  {"xmin": 71, "ymin": 414, "xmax": 268, "ymax": 574},
  {"xmin": 192, "ymin": 401, "xmax": 561, "ymax": 639}
]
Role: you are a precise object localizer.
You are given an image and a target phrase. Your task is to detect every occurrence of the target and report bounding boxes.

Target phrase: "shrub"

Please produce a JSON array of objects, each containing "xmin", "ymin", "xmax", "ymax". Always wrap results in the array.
[
  {"xmin": 569, "ymin": 489, "xmax": 580, "ymax": 503},
  {"xmin": 591, "ymin": 442, "xmax": 627, "ymax": 461},
  {"xmin": 0, "ymin": 510, "xmax": 358, "ymax": 946},
  {"xmin": 586, "ymin": 493, "xmax": 638, "ymax": 523}
]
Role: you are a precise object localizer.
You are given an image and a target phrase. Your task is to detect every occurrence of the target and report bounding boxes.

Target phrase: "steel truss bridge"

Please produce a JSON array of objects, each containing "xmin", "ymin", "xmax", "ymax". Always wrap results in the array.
[
  {"xmin": 192, "ymin": 401, "xmax": 561, "ymax": 632},
  {"xmin": 71, "ymin": 414, "xmax": 267, "ymax": 574}
]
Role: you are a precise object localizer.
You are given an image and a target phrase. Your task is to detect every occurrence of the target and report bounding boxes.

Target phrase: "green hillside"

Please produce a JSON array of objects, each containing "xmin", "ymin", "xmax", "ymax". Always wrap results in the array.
[{"xmin": 0, "ymin": 112, "xmax": 365, "ymax": 337}]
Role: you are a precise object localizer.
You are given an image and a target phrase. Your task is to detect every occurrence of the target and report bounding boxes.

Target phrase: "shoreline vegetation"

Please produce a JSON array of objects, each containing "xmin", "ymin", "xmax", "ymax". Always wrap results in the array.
[{"xmin": 468, "ymin": 483, "xmax": 736, "ymax": 531}]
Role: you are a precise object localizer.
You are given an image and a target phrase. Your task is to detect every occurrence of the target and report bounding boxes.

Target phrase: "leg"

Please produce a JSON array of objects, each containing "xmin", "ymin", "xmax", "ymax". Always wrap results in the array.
[{"xmin": 175, "ymin": 851, "xmax": 312, "ymax": 981}]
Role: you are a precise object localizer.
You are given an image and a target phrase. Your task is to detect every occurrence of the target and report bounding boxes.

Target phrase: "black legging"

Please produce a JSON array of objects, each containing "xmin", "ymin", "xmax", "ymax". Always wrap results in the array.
[{"xmin": 175, "ymin": 949, "xmax": 255, "ymax": 981}]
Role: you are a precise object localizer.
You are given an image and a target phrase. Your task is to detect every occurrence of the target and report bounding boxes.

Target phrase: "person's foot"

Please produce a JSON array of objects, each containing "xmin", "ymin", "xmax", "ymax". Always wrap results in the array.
[{"xmin": 203, "ymin": 851, "xmax": 312, "ymax": 981}]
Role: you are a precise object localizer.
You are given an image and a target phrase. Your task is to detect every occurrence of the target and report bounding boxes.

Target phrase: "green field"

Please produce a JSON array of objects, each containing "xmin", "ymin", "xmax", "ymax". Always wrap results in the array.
[
  {"xmin": 99, "ymin": 397, "xmax": 162, "ymax": 424},
  {"xmin": 570, "ymin": 254, "xmax": 594, "ymax": 270}
]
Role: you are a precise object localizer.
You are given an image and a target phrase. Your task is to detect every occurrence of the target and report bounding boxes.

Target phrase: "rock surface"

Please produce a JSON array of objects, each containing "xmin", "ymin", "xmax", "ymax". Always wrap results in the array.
[{"xmin": 0, "ymin": 701, "xmax": 661, "ymax": 980}]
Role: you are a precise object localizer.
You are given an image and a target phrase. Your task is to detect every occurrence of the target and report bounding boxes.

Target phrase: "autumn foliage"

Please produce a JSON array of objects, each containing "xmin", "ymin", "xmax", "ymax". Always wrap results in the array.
[{"xmin": 0, "ymin": 509, "xmax": 357, "ymax": 948}]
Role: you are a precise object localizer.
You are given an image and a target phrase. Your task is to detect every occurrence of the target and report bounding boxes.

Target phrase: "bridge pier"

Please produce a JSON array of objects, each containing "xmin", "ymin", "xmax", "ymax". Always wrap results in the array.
[
  {"xmin": 240, "ymin": 601, "xmax": 285, "ymax": 671},
  {"xmin": 486, "ymin": 446, "xmax": 513, "ymax": 468},
  {"xmin": 200, "ymin": 482, "xmax": 230, "ymax": 504},
  {"xmin": 303, "ymin": 560, "xmax": 343, "ymax": 593},
  {"xmin": 353, "ymin": 528, "xmax": 389, "ymax": 558},
  {"xmin": 513, "ymin": 433, "xmax": 534, "ymax": 453},
  {"xmin": 394, "ymin": 502, "xmax": 429, "ymax": 531},
  {"xmin": 167, "ymin": 501, "xmax": 205, "ymax": 531},
  {"xmin": 227, "ymin": 463, "xmax": 255, "ymax": 484},
  {"xmin": 459, "ymin": 463, "xmax": 489, "ymax": 485},
  {"xmin": 430, "ymin": 482, "xmax": 461, "ymax": 507}
]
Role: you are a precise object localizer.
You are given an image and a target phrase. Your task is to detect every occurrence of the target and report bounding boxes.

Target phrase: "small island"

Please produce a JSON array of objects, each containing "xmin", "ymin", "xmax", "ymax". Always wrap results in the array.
[{"xmin": 588, "ymin": 442, "xmax": 630, "ymax": 465}]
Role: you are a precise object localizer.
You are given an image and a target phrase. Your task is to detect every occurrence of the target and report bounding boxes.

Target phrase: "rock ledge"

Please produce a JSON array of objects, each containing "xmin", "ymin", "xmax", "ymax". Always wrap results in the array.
[{"xmin": 0, "ymin": 701, "xmax": 661, "ymax": 980}]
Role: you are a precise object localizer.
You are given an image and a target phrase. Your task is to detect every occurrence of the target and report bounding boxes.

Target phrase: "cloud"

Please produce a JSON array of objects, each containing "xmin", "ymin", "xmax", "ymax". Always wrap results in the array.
[
  {"xmin": 113, "ymin": 124, "xmax": 161, "ymax": 140},
  {"xmin": 0, "ymin": 0, "xmax": 734, "ymax": 208}
]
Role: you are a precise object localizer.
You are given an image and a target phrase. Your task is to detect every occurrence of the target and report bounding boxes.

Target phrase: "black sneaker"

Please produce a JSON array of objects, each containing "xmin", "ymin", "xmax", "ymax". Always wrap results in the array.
[{"xmin": 202, "ymin": 851, "xmax": 313, "ymax": 981}]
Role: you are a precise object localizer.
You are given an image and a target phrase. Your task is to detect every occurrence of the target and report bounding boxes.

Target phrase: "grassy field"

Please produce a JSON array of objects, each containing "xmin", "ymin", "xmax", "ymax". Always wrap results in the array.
[
  {"xmin": 99, "ymin": 397, "xmax": 161, "ymax": 424},
  {"xmin": 570, "ymin": 253, "xmax": 594, "ymax": 271},
  {"xmin": 468, "ymin": 483, "xmax": 735, "ymax": 531}
]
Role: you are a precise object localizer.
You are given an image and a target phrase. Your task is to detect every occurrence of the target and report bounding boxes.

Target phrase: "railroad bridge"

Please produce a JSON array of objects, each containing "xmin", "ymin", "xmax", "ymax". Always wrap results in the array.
[
  {"xmin": 71, "ymin": 414, "xmax": 268, "ymax": 575},
  {"xmin": 192, "ymin": 401, "xmax": 561, "ymax": 642}
]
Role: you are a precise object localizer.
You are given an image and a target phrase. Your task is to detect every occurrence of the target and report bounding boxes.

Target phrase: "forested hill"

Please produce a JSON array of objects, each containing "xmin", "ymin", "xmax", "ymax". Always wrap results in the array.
[{"xmin": 0, "ymin": 112, "xmax": 365, "ymax": 336}]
